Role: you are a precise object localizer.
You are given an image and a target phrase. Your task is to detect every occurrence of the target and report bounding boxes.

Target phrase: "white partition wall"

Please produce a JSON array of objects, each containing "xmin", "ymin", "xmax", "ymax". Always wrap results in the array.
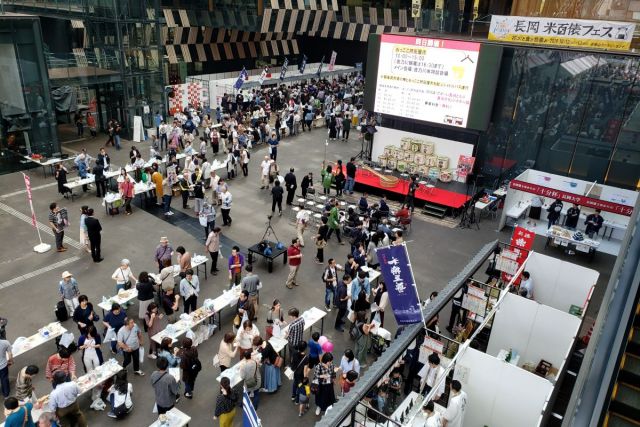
[
  {"xmin": 487, "ymin": 293, "xmax": 581, "ymax": 370},
  {"xmin": 455, "ymin": 347, "xmax": 553, "ymax": 427},
  {"xmin": 523, "ymin": 252, "xmax": 598, "ymax": 316}
]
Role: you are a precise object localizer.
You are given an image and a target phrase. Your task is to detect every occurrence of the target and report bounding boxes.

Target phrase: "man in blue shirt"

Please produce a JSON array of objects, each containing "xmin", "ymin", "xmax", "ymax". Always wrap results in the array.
[
  {"xmin": 103, "ymin": 303, "xmax": 127, "ymax": 353},
  {"xmin": 267, "ymin": 133, "xmax": 279, "ymax": 161}
]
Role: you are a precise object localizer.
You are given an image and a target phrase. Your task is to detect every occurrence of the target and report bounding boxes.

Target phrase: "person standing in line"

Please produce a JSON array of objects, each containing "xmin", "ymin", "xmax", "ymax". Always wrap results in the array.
[
  {"xmin": 228, "ymin": 246, "xmax": 244, "ymax": 288},
  {"xmin": 271, "ymin": 180, "xmax": 284, "ymax": 216},
  {"xmin": 48, "ymin": 202, "xmax": 67, "ymax": 252},
  {"xmin": 284, "ymin": 168, "xmax": 297, "ymax": 205},
  {"xmin": 48, "ymin": 372, "xmax": 87, "ymax": 427},
  {"xmin": 84, "ymin": 208, "xmax": 103, "ymax": 262},
  {"xmin": 154, "ymin": 237, "xmax": 174, "ymax": 273},
  {"xmin": 239, "ymin": 350, "xmax": 261, "ymax": 409},
  {"xmin": 59, "ymin": 271, "xmax": 80, "ymax": 316},
  {"xmin": 0, "ymin": 335, "xmax": 13, "ymax": 398},
  {"xmin": 150, "ymin": 357, "xmax": 179, "ymax": 415},
  {"xmin": 345, "ymin": 157, "xmax": 357, "ymax": 195},
  {"xmin": 220, "ymin": 186, "xmax": 233, "ymax": 226},
  {"xmin": 241, "ymin": 265, "xmax": 261, "ymax": 318},
  {"xmin": 116, "ymin": 318, "xmax": 145, "ymax": 376},
  {"xmin": 334, "ymin": 274, "xmax": 351, "ymax": 332},
  {"xmin": 205, "ymin": 226, "xmax": 221, "ymax": 275},
  {"xmin": 286, "ymin": 238, "xmax": 303, "ymax": 289},
  {"xmin": 119, "ymin": 175, "xmax": 135, "ymax": 216},
  {"xmin": 179, "ymin": 269, "xmax": 200, "ymax": 314},
  {"xmin": 301, "ymin": 172, "xmax": 313, "ymax": 199},
  {"xmin": 213, "ymin": 376, "xmax": 238, "ymax": 427},
  {"xmin": 443, "ymin": 380, "xmax": 468, "ymax": 427}
]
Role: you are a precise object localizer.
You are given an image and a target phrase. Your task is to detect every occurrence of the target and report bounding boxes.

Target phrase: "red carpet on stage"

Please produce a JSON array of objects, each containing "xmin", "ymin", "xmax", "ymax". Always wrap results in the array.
[{"xmin": 355, "ymin": 169, "xmax": 470, "ymax": 209}]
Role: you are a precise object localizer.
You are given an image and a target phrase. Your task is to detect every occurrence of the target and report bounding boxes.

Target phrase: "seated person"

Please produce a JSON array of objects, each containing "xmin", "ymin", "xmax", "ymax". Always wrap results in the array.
[
  {"xmin": 358, "ymin": 193, "xmax": 369, "ymax": 214},
  {"xmin": 395, "ymin": 204, "xmax": 411, "ymax": 226},
  {"xmin": 107, "ymin": 370, "xmax": 133, "ymax": 418},
  {"xmin": 378, "ymin": 196, "xmax": 390, "ymax": 217},
  {"xmin": 377, "ymin": 218, "xmax": 392, "ymax": 237}
]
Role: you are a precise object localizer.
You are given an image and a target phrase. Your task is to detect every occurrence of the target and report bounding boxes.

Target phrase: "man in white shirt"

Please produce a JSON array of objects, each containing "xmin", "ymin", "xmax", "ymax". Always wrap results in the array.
[
  {"xmin": 443, "ymin": 380, "xmax": 467, "ymax": 427},
  {"xmin": 220, "ymin": 187, "xmax": 233, "ymax": 226},
  {"xmin": 422, "ymin": 353, "xmax": 446, "ymax": 401},
  {"xmin": 295, "ymin": 209, "xmax": 310, "ymax": 247},
  {"xmin": 259, "ymin": 156, "xmax": 272, "ymax": 190},
  {"xmin": 422, "ymin": 400, "xmax": 443, "ymax": 427},
  {"xmin": 179, "ymin": 268, "xmax": 200, "ymax": 314},
  {"xmin": 519, "ymin": 271, "xmax": 533, "ymax": 299},
  {"xmin": 48, "ymin": 371, "xmax": 86, "ymax": 425}
]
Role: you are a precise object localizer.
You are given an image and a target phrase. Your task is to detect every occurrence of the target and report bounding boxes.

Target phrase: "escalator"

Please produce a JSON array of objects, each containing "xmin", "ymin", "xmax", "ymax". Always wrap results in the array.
[{"xmin": 604, "ymin": 301, "xmax": 640, "ymax": 427}]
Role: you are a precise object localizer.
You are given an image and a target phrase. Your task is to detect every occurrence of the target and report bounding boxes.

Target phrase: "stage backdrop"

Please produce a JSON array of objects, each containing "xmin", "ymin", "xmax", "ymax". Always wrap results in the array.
[{"xmin": 371, "ymin": 127, "xmax": 474, "ymax": 182}]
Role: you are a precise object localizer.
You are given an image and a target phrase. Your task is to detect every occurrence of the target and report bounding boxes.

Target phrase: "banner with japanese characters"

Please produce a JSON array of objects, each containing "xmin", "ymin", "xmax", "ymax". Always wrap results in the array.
[
  {"xmin": 489, "ymin": 15, "xmax": 636, "ymax": 51},
  {"xmin": 502, "ymin": 226, "xmax": 535, "ymax": 284},
  {"xmin": 376, "ymin": 244, "xmax": 423, "ymax": 325}
]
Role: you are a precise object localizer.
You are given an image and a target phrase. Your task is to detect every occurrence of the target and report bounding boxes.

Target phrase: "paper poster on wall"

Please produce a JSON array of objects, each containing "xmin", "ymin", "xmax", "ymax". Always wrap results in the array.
[
  {"xmin": 462, "ymin": 284, "xmax": 487, "ymax": 315},
  {"xmin": 133, "ymin": 116, "xmax": 144, "ymax": 142},
  {"xmin": 456, "ymin": 155, "xmax": 475, "ymax": 182}
]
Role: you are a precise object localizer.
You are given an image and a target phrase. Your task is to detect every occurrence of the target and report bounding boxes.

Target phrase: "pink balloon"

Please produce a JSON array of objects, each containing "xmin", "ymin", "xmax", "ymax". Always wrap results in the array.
[
  {"xmin": 318, "ymin": 336, "xmax": 329, "ymax": 345},
  {"xmin": 322, "ymin": 341, "xmax": 334, "ymax": 353}
]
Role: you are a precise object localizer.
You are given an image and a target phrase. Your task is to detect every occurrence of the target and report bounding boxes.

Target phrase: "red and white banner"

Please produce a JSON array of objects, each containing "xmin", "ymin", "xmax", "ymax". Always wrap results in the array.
[
  {"xmin": 509, "ymin": 179, "xmax": 633, "ymax": 216},
  {"xmin": 502, "ymin": 226, "xmax": 535, "ymax": 284},
  {"xmin": 22, "ymin": 173, "xmax": 37, "ymax": 227},
  {"xmin": 328, "ymin": 51, "xmax": 337, "ymax": 71}
]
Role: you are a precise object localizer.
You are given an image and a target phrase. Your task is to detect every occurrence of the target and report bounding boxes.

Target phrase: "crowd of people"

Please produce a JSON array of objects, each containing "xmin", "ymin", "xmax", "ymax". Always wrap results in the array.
[{"xmin": 0, "ymin": 73, "xmax": 470, "ymax": 427}]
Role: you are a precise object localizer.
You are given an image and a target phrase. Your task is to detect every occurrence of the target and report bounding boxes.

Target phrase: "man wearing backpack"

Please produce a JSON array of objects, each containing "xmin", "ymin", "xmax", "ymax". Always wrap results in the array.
[{"xmin": 240, "ymin": 350, "xmax": 261, "ymax": 409}]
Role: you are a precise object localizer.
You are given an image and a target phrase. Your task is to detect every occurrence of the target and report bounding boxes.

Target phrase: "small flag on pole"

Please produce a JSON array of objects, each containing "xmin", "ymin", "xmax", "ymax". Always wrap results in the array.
[
  {"xmin": 279, "ymin": 58, "xmax": 289, "ymax": 81},
  {"xmin": 316, "ymin": 55, "xmax": 325, "ymax": 78},
  {"xmin": 234, "ymin": 67, "xmax": 248, "ymax": 90},
  {"xmin": 243, "ymin": 388, "xmax": 261, "ymax": 427},
  {"xmin": 299, "ymin": 54, "xmax": 308, "ymax": 74}
]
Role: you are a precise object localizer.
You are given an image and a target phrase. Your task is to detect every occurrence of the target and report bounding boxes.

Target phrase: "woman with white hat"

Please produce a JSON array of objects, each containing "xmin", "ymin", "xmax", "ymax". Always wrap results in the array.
[{"xmin": 58, "ymin": 271, "xmax": 80, "ymax": 316}]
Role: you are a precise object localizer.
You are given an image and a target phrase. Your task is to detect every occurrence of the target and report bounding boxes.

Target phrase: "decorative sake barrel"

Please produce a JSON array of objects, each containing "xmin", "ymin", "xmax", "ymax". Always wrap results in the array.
[
  {"xmin": 439, "ymin": 170, "xmax": 453, "ymax": 182},
  {"xmin": 396, "ymin": 160, "xmax": 407, "ymax": 173},
  {"xmin": 437, "ymin": 156, "xmax": 449, "ymax": 170},
  {"xmin": 422, "ymin": 142, "xmax": 435, "ymax": 155}
]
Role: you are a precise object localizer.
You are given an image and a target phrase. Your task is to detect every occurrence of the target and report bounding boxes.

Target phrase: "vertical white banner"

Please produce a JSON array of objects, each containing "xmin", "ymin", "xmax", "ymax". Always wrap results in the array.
[{"xmin": 328, "ymin": 51, "xmax": 337, "ymax": 71}]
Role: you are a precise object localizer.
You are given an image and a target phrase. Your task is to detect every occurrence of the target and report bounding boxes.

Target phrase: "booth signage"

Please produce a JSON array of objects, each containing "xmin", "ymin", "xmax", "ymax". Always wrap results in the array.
[
  {"xmin": 488, "ymin": 15, "xmax": 635, "ymax": 51},
  {"xmin": 376, "ymin": 244, "xmax": 423, "ymax": 325},
  {"xmin": 503, "ymin": 226, "xmax": 534, "ymax": 283},
  {"xmin": 509, "ymin": 179, "xmax": 634, "ymax": 216}
]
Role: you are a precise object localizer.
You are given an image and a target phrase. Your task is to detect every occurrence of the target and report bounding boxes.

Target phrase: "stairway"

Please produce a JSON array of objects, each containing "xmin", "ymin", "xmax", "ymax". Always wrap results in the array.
[
  {"xmin": 604, "ymin": 302, "xmax": 640, "ymax": 427},
  {"xmin": 422, "ymin": 202, "xmax": 447, "ymax": 219}
]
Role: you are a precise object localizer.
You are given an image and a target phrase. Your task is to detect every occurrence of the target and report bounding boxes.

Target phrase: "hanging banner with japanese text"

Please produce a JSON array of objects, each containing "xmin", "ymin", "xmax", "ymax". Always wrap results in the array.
[
  {"xmin": 502, "ymin": 226, "xmax": 535, "ymax": 284},
  {"xmin": 488, "ymin": 15, "xmax": 635, "ymax": 51},
  {"xmin": 376, "ymin": 244, "xmax": 423, "ymax": 325},
  {"xmin": 509, "ymin": 179, "xmax": 633, "ymax": 216},
  {"xmin": 328, "ymin": 51, "xmax": 337, "ymax": 72}
]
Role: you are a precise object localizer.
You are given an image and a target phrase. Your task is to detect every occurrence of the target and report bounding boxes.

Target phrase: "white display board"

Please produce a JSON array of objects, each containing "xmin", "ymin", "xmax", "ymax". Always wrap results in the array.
[
  {"xmin": 372, "ymin": 127, "xmax": 474, "ymax": 173},
  {"xmin": 455, "ymin": 347, "xmax": 552, "ymax": 427},
  {"xmin": 523, "ymin": 252, "xmax": 598, "ymax": 316},
  {"xmin": 133, "ymin": 116, "xmax": 144, "ymax": 142},
  {"xmin": 374, "ymin": 34, "xmax": 480, "ymax": 128},
  {"xmin": 487, "ymin": 293, "xmax": 580, "ymax": 370}
]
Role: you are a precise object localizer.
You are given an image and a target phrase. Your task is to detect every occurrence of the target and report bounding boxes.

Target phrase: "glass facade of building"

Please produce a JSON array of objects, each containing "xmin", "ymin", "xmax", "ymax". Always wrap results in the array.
[
  {"xmin": 0, "ymin": 15, "xmax": 58, "ymax": 162},
  {"xmin": 476, "ymin": 47, "xmax": 640, "ymax": 190}
]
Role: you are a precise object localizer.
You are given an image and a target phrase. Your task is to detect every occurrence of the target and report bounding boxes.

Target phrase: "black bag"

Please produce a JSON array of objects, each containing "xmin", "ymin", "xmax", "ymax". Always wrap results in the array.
[
  {"xmin": 55, "ymin": 301, "xmax": 69, "ymax": 322},
  {"xmin": 191, "ymin": 358, "xmax": 202, "ymax": 373}
]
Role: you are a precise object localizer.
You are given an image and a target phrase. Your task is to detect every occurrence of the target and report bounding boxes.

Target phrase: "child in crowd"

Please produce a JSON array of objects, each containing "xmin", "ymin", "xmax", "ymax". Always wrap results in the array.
[{"xmin": 296, "ymin": 377, "xmax": 310, "ymax": 417}]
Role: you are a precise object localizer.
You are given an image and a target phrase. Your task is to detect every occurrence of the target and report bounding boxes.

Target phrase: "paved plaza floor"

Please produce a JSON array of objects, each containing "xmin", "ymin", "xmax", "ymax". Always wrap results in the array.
[{"xmin": 0, "ymin": 128, "xmax": 615, "ymax": 426}]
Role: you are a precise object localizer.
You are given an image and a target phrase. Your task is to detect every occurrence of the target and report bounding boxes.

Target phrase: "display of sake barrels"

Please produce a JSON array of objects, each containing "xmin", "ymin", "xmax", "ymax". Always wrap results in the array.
[
  {"xmin": 418, "ymin": 165, "xmax": 430, "ymax": 176},
  {"xmin": 414, "ymin": 153, "xmax": 426, "ymax": 165},
  {"xmin": 422, "ymin": 142, "xmax": 435, "ymax": 155},
  {"xmin": 384, "ymin": 146, "xmax": 395, "ymax": 157},
  {"xmin": 404, "ymin": 151, "xmax": 415, "ymax": 162},
  {"xmin": 378, "ymin": 155, "xmax": 388, "ymax": 168},
  {"xmin": 439, "ymin": 170, "xmax": 453, "ymax": 182},
  {"xmin": 437, "ymin": 156, "xmax": 449, "ymax": 170},
  {"xmin": 407, "ymin": 163, "xmax": 419, "ymax": 174},
  {"xmin": 400, "ymin": 138, "xmax": 412, "ymax": 151},
  {"xmin": 410, "ymin": 141, "xmax": 422, "ymax": 153},
  {"xmin": 426, "ymin": 156, "xmax": 438, "ymax": 167},
  {"xmin": 396, "ymin": 160, "xmax": 407, "ymax": 173},
  {"xmin": 386, "ymin": 158, "xmax": 397, "ymax": 170},
  {"xmin": 428, "ymin": 167, "xmax": 440, "ymax": 179}
]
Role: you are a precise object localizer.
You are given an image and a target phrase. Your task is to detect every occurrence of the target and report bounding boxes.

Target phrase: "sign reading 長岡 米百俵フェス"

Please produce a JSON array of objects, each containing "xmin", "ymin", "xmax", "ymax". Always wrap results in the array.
[
  {"xmin": 489, "ymin": 15, "xmax": 636, "ymax": 51},
  {"xmin": 376, "ymin": 244, "xmax": 423, "ymax": 325}
]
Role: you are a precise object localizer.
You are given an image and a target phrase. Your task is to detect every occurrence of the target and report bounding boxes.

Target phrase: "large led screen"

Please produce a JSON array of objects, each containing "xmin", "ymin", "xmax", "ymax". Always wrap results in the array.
[{"xmin": 374, "ymin": 34, "xmax": 481, "ymax": 128}]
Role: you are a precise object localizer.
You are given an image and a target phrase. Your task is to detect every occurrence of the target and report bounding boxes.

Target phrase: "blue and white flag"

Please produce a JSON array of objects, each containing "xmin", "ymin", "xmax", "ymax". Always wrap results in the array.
[
  {"xmin": 375, "ymin": 243, "xmax": 423, "ymax": 325},
  {"xmin": 243, "ymin": 388, "xmax": 261, "ymax": 427},
  {"xmin": 316, "ymin": 55, "xmax": 325, "ymax": 78},
  {"xmin": 279, "ymin": 58, "xmax": 289, "ymax": 81},
  {"xmin": 299, "ymin": 54, "xmax": 308, "ymax": 74},
  {"xmin": 234, "ymin": 67, "xmax": 248, "ymax": 90}
]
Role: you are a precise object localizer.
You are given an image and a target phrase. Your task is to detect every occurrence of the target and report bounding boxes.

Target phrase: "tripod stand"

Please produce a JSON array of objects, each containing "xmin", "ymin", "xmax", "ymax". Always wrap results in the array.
[
  {"xmin": 354, "ymin": 133, "xmax": 372, "ymax": 161},
  {"xmin": 261, "ymin": 215, "xmax": 280, "ymax": 243},
  {"xmin": 459, "ymin": 178, "xmax": 480, "ymax": 230}
]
